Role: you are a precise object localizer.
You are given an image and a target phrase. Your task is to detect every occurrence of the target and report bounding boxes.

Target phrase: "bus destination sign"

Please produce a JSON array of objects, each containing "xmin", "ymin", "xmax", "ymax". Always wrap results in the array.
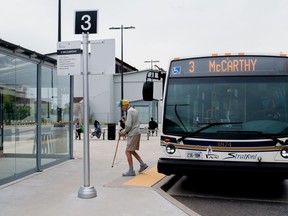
[
  {"xmin": 170, "ymin": 56, "xmax": 288, "ymax": 77},
  {"xmin": 206, "ymin": 58, "xmax": 256, "ymax": 73}
]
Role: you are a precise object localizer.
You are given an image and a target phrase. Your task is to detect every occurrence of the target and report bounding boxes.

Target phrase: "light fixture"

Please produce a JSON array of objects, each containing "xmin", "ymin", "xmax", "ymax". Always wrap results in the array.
[{"xmin": 14, "ymin": 47, "xmax": 24, "ymax": 53}]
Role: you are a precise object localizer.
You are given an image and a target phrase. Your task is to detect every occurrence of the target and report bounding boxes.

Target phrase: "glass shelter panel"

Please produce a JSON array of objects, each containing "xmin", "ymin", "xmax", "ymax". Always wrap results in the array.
[
  {"xmin": 14, "ymin": 58, "xmax": 37, "ymax": 174},
  {"xmin": 0, "ymin": 50, "xmax": 72, "ymax": 185},
  {"xmin": 0, "ymin": 54, "xmax": 38, "ymax": 181},
  {"xmin": 52, "ymin": 73, "xmax": 70, "ymax": 155},
  {"xmin": 41, "ymin": 68, "xmax": 70, "ymax": 166}
]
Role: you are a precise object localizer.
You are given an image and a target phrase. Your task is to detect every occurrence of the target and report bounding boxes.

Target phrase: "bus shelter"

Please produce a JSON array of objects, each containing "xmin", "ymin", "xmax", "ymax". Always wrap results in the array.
[{"xmin": 0, "ymin": 39, "xmax": 73, "ymax": 185}]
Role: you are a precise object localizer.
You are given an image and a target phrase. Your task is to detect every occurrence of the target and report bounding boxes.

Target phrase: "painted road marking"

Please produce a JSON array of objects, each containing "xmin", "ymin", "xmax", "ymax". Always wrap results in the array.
[{"xmin": 123, "ymin": 166, "xmax": 165, "ymax": 187}]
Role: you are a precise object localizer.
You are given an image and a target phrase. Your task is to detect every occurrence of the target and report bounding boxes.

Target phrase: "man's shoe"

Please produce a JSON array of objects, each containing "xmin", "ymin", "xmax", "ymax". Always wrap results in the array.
[
  {"xmin": 138, "ymin": 164, "xmax": 148, "ymax": 173},
  {"xmin": 122, "ymin": 170, "xmax": 136, "ymax": 176}
]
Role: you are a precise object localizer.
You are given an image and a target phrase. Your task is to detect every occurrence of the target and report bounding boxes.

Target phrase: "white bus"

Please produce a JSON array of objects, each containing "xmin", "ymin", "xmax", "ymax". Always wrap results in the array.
[{"xmin": 147, "ymin": 54, "xmax": 288, "ymax": 178}]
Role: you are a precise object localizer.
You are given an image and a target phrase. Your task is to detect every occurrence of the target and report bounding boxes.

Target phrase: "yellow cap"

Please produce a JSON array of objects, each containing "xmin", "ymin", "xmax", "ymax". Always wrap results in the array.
[{"xmin": 118, "ymin": 99, "xmax": 129, "ymax": 106}]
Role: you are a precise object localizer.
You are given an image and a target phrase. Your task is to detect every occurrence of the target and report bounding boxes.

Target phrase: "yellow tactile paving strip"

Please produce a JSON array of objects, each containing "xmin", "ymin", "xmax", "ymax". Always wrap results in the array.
[{"xmin": 123, "ymin": 166, "xmax": 166, "ymax": 187}]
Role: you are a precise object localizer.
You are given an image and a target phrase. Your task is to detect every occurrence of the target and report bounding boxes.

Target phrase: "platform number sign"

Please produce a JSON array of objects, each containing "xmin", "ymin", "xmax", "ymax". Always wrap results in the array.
[{"xmin": 75, "ymin": 10, "xmax": 97, "ymax": 34}]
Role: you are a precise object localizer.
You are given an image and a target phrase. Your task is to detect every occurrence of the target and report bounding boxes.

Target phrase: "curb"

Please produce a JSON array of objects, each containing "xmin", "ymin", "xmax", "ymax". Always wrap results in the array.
[{"xmin": 152, "ymin": 175, "xmax": 201, "ymax": 216}]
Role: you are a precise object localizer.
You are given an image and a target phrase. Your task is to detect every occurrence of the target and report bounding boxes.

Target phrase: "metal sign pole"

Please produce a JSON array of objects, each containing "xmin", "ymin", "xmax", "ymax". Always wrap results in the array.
[{"xmin": 78, "ymin": 32, "xmax": 97, "ymax": 199}]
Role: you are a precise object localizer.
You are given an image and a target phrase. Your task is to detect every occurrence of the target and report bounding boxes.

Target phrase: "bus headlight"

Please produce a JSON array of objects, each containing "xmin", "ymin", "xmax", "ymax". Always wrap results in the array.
[
  {"xmin": 280, "ymin": 147, "xmax": 288, "ymax": 158},
  {"xmin": 166, "ymin": 144, "xmax": 176, "ymax": 155}
]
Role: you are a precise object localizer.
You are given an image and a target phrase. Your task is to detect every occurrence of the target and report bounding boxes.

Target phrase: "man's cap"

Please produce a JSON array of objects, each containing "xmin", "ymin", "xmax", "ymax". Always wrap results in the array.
[{"xmin": 118, "ymin": 99, "xmax": 129, "ymax": 107}]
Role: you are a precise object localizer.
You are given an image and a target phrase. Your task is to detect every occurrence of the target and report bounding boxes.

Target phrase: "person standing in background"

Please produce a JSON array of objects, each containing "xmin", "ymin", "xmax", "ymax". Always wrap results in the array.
[
  {"xmin": 148, "ymin": 117, "xmax": 158, "ymax": 136},
  {"xmin": 75, "ymin": 118, "xmax": 81, "ymax": 140},
  {"xmin": 93, "ymin": 119, "xmax": 102, "ymax": 139}
]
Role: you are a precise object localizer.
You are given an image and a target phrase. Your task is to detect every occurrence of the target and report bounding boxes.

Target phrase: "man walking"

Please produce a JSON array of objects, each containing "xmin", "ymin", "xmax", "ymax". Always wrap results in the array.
[{"xmin": 119, "ymin": 99, "xmax": 148, "ymax": 176}]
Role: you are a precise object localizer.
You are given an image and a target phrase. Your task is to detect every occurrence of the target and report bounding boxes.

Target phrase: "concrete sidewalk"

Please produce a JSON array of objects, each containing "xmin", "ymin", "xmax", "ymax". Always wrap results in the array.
[{"xmin": 0, "ymin": 135, "xmax": 199, "ymax": 216}]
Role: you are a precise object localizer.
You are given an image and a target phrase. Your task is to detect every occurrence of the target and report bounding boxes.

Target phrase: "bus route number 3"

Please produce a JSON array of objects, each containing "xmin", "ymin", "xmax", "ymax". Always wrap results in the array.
[
  {"xmin": 189, "ymin": 61, "xmax": 195, "ymax": 73},
  {"xmin": 75, "ymin": 10, "xmax": 98, "ymax": 34},
  {"xmin": 81, "ymin": 15, "xmax": 92, "ymax": 31}
]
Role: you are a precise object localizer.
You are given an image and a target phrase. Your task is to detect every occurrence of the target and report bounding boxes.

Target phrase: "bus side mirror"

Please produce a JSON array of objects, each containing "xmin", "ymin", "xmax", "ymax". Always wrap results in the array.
[{"xmin": 143, "ymin": 81, "xmax": 154, "ymax": 101}]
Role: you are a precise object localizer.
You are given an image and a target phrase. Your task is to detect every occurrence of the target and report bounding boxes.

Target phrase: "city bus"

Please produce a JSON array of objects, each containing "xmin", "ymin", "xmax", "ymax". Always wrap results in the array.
[{"xmin": 155, "ymin": 53, "xmax": 288, "ymax": 178}]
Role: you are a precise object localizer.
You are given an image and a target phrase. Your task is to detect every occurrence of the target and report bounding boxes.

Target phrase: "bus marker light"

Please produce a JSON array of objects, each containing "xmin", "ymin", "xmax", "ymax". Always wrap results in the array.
[{"xmin": 164, "ymin": 138, "xmax": 171, "ymax": 143}]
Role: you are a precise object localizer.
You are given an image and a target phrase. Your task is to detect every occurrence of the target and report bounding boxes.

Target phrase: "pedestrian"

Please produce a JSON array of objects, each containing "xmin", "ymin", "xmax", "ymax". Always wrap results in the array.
[
  {"xmin": 148, "ymin": 117, "xmax": 158, "ymax": 136},
  {"xmin": 94, "ymin": 119, "xmax": 102, "ymax": 139},
  {"xmin": 117, "ymin": 116, "xmax": 126, "ymax": 140},
  {"xmin": 75, "ymin": 118, "xmax": 82, "ymax": 140},
  {"xmin": 119, "ymin": 99, "xmax": 148, "ymax": 176}
]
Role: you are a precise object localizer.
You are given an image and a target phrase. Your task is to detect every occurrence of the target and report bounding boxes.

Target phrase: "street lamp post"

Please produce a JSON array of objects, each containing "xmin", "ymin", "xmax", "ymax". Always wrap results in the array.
[
  {"xmin": 57, "ymin": 0, "xmax": 63, "ymax": 123},
  {"xmin": 144, "ymin": 60, "xmax": 160, "ymax": 70},
  {"xmin": 58, "ymin": 0, "xmax": 61, "ymax": 42},
  {"xmin": 109, "ymin": 25, "xmax": 135, "ymax": 101}
]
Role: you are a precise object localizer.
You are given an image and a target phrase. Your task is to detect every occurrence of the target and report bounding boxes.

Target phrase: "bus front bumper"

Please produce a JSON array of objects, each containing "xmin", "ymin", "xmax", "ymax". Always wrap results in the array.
[{"xmin": 158, "ymin": 158, "xmax": 288, "ymax": 178}]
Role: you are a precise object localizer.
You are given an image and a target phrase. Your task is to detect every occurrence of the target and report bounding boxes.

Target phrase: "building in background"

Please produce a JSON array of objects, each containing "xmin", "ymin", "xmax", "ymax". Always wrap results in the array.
[{"xmin": 73, "ymin": 60, "xmax": 163, "ymax": 127}]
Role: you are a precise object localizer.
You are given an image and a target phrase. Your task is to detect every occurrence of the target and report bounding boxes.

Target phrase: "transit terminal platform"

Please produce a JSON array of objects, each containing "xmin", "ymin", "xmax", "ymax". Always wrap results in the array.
[{"xmin": 0, "ymin": 135, "xmax": 199, "ymax": 216}]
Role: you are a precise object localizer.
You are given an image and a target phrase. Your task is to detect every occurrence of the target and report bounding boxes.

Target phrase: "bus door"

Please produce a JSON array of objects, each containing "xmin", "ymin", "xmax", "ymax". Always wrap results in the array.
[{"xmin": 0, "ymin": 87, "xmax": 3, "ymax": 155}]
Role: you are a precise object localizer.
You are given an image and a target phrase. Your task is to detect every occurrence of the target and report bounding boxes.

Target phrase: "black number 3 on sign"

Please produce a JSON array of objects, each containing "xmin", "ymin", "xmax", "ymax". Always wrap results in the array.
[{"xmin": 75, "ymin": 10, "xmax": 97, "ymax": 34}]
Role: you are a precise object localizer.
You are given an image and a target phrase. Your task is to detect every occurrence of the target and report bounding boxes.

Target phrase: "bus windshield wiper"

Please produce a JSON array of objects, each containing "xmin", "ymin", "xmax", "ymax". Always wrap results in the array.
[
  {"xmin": 174, "ymin": 104, "xmax": 188, "ymax": 133},
  {"xmin": 178, "ymin": 122, "xmax": 242, "ymax": 142},
  {"xmin": 216, "ymin": 130, "xmax": 284, "ymax": 145}
]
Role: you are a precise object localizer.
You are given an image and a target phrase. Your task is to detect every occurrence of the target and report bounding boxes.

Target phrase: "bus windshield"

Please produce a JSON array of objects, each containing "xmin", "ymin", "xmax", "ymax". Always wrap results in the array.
[{"xmin": 163, "ymin": 76, "xmax": 288, "ymax": 139}]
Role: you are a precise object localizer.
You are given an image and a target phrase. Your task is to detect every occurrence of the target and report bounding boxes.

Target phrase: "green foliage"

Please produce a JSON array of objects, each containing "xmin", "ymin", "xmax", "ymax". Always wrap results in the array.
[
  {"xmin": 3, "ymin": 94, "xmax": 31, "ymax": 120},
  {"xmin": 15, "ymin": 105, "xmax": 31, "ymax": 120}
]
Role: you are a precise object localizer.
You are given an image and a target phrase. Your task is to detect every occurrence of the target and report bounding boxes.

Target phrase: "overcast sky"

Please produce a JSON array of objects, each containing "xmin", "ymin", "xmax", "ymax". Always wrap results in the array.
[{"xmin": 1, "ymin": 0, "xmax": 288, "ymax": 70}]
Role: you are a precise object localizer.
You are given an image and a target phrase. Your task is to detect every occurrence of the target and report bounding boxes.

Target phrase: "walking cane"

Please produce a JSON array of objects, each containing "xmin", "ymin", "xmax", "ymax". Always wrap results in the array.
[{"xmin": 111, "ymin": 135, "xmax": 121, "ymax": 168}]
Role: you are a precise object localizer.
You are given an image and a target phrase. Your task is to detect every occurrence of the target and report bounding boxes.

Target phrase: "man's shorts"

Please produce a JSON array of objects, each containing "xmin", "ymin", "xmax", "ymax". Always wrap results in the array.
[{"xmin": 126, "ymin": 134, "xmax": 141, "ymax": 151}]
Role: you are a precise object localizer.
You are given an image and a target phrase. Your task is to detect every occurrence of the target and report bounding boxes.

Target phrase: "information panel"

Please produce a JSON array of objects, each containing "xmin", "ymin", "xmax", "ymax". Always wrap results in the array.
[
  {"xmin": 90, "ymin": 39, "xmax": 115, "ymax": 74},
  {"xmin": 57, "ymin": 41, "xmax": 81, "ymax": 76}
]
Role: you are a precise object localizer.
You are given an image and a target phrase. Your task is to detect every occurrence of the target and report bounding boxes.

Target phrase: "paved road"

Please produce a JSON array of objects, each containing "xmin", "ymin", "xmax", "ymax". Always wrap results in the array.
[{"xmin": 167, "ymin": 175, "xmax": 288, "ymax": 216}]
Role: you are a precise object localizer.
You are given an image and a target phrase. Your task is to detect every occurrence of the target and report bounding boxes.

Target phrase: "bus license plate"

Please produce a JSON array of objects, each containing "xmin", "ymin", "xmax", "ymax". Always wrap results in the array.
[{"xmin": 187, "ymin": 152, "xmax": 202, "ymax": 159}]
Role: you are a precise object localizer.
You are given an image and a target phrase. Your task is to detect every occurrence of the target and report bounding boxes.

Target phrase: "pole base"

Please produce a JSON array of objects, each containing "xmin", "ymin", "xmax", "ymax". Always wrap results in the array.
[{"xmin": 78, "ymin": 185, "xmax": 97, "ymax": 199}]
